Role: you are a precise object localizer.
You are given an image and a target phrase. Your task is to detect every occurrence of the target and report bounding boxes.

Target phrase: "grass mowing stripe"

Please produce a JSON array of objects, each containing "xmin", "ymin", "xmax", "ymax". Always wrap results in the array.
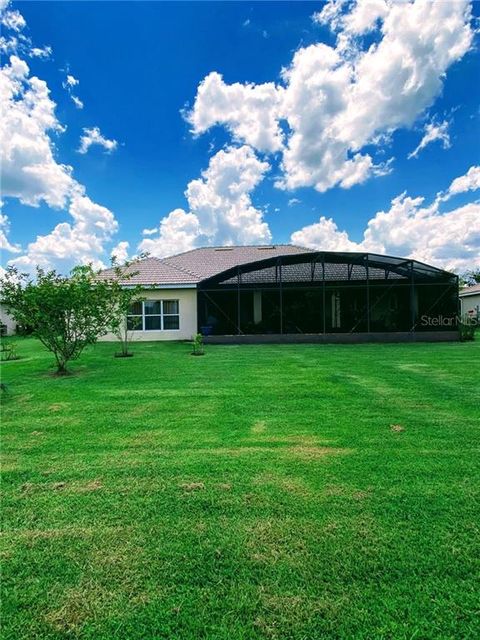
[{"xmin": 1, "ymin": 338, "xmax": 479, "ymax": 639}]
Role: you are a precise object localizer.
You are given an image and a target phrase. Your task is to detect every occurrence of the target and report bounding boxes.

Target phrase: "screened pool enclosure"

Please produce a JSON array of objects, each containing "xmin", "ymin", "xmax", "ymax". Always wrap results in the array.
[{"xmin": 197, "ymin": 252, "xmax": 458, "ymax": 339}]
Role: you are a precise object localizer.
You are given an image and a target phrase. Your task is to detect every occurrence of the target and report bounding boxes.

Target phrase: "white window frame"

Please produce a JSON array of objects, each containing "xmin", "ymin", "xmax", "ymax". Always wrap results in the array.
[{"xmin": 127, "ymin": 300, "xmax": 180, "ymax": 332}]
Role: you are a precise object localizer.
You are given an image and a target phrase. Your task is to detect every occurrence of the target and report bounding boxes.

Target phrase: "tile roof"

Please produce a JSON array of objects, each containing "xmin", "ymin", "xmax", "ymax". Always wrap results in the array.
[
  {"xmin": 459, "ymin": 283, "xmax": 480, "ymax": 296},
  {"xmin": 99, "ymin": 245, "xmax": 313, "ymax": 286},
  {"xmin": 98, "ymin": 256, "xmax": 198, "ymax": 286},
  {"xmin": 163, "ymin": 245, "xmax": 312, "ymax": 281}
]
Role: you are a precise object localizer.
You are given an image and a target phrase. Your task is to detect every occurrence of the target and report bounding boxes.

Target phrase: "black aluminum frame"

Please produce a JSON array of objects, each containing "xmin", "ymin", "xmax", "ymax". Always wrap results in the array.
[{"xmin": 197, "ymin": 251, "xmax": 459, "ymax": 337}]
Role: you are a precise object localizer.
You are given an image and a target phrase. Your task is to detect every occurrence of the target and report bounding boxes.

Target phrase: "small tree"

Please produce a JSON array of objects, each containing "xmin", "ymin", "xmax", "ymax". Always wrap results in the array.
[
  {"xmin": 108, "ymin": 259, "xmax": 145, "ymax": 357},
  {"xmin": 0, "ymin": 264, "xmax": 134, "ymax": 375}
]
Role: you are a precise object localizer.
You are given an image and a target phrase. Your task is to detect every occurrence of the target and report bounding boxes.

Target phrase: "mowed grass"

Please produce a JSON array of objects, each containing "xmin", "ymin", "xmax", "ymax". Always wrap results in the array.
[{"xmin": 1, "ymin": 338, "xmax": 479, "ymax": 640}]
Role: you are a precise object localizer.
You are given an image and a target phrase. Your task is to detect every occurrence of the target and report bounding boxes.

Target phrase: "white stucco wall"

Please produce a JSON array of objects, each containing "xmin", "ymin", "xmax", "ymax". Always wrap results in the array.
[
  {"xmin": 0, "ymin": 304, "xmax": 16, "ymax": 336},
  {"xmin": 460, "ymin": 293, "xmax": 480, "ymax": 318},
  {"xmin": 100, "ymin": 287, "xmax": 198, "ymax": 342}
]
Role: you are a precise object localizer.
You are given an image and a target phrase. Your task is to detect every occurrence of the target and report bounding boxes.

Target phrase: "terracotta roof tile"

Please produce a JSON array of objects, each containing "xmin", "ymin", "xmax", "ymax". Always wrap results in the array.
[{"xmin": 99, "ymin": 245, "xmax": 313, "ymax": 287}]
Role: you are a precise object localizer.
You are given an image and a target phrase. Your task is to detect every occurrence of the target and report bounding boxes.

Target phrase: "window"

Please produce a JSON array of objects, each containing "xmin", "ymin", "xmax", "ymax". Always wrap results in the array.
[{"xmin": 127, "ymin": 300, "xmax": 180, "ymax": 331}]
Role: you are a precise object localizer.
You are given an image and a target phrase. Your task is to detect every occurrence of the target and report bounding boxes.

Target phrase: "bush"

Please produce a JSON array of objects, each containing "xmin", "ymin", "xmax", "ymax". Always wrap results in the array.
[
  {"xmin": 191, "ymin": 333, "xmax": 205, "ymax": 356},
  {"xmin": 459, "ymin": 315, "xmax": 478, "ymax": 342}
]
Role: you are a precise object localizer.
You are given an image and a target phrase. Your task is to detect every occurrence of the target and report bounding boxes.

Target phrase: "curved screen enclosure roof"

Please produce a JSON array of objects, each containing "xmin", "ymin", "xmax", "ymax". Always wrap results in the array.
[
  {"xmin": 100, "ymin": 245, "xmax": 456, "ymax": 287},
  {"xmin": 197, "ymin": 250, "xmax": 457, "ymax": 287}
]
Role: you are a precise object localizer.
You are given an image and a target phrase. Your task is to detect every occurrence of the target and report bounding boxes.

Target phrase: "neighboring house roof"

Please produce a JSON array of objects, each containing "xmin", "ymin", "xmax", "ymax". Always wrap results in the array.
[
  {"xmin": 100, "ymin": 245, "xmax": 312, "ymax": 286},
  {"xmin": 459, "ymin": 284, "xmax": 480, "ymax": 297}
]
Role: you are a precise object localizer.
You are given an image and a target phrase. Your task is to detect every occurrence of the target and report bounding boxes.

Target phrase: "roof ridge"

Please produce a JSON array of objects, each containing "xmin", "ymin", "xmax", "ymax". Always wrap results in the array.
[
  {"xmin": 160, "ymin": 256, "xmax": 201, "ymax": 279},
  {"xmin": 161, "ymin": 243, "xmax": 306, "ymax": 257}
]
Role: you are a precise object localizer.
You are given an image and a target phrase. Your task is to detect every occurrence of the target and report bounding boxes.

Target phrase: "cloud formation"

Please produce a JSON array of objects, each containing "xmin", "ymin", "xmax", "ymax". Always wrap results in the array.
[
  {"xmin": 291, "ymin": 165, "xmax": 480, "ymax": 272},
  {"xmin": 111, "ymin": 240, "xmax": 129, "ymax": 264},
  {"xmin": 0, "ymin": 8, "xmax": 119, "ymax": 274},
  {"xmin": 78, "ymin": 127, "xmax": 118, "ymax": 155},
  {"xmin": 408, "ymin": 120, "xmax": 451, "ymax": 160},
  {"xmin": 444, "ymin": 165, "xmax": 480, "ymax": 200},
  {"xmin": 139, "ymin": 145, "xmax": 271, "ymax": 257},
  {"xmin": 0, "ymin": 211, "xmax": 21, "ymax": 254},
  {"xmin": 62, "ymin": 72, "xmax": 83, "ymax": 109},
  {"xmin": 1, "ymin": 55, "xmax": 74, "ymax": 208},
  {"xmin": 188, "ymin": 0, "xmax": 474, "ymax": 193},
  {"xmin": 11, "ymin": 192, "xmax": 118, "ymax": 272}
]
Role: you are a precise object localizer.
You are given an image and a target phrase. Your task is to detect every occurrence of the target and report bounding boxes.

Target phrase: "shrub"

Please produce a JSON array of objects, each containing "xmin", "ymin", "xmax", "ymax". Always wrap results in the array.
[
  {"xmin": 459, "ymin": 314, "xmax": 478, "ymax": 342},
  {"xmin": 191, "ymin": 333, "xmax": 205, "ymax": 356}
]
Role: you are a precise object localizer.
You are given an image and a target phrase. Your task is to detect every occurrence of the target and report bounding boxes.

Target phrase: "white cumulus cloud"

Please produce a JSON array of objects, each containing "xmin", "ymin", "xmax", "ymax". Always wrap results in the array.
[
  {"xmin": 62, "ymin": 72, "xmax": 83, "ymax": 109},
  {"xmin": 444, "ymin": 165, "xmax": 480, "ymax": 200},
  {"xmin": 142, "ymin": 227, "xmax": 158, "ymax": 236},
  {"xmin": 0, "ymin": 212, "xmax": 21, "ymax": 253},
  {"xmin": 187, "ymin": 71, "xmax": 284, "ymax": 153},
  {"xmin": 11, "ymin": 192, "xmax": 118, "ymax": 273},
  {"xmin": 64, "ymin": 74, "xmax": 78, "ymax": 87},
  {"xmin": 30, "ymin": 45, "xmax": 52, "ymax": 59},
  {"xmin": 78, "ymin": 126, "xmax": 118, "ymax": 155},
  {"xmin": 111, "ymin": 240, "xmax": 129, "ymax": 264},
  {"xmin": 0, "ymin": 27, "xmax": 120, "ymax": 274},
  {"xmin": 1, "ymin": 7, "xmax": 25, "ymax": 32},
  {"xmin": 291, "ymin": 216, "xmax": 361, "ymax": 252},
  {"xmin": 291, "ymin": 167, "xmax": 480, "ymax": 272},
  {"xmin": 0, "ymin": 55, "xmax": 74, "ymax": 208},
  {"xmin": 408, "ymin": 120, "xmax": 451, "ymax": 160},
  {"xmin": 188, "ymin": 0, "xmax": 474, "ymax": 194},
  {"xmin": 139, "ymin": 145, "xmax": 271, "ymax": 257}
]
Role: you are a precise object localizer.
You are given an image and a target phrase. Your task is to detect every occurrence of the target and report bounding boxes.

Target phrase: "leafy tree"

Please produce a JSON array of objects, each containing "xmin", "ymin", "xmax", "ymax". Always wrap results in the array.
[
  {"xmin": 460, "ymin": 269, "xmax": 480, "ymax": 287},
  {"xmin": 0, "ymin": 264, "xmax": 138, "ymax": 374}
]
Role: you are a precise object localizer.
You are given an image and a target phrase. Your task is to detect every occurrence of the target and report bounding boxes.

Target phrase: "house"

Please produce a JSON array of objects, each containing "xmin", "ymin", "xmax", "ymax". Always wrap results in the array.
[
  {"xmin": 459, "ymin": 284, "xmax": 480, "ymax": 320},
  {"xmin": 0, "ymin": 303, "xmax": 16, "ymax": 336},
  {"xmin": 100, "ymin": 245, "xmax": 459, "ymax": 343}
]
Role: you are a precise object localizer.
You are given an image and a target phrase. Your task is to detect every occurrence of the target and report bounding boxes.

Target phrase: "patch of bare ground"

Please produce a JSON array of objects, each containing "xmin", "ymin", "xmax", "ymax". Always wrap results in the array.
[
  {"xmin": 247, "ymin": 520, "xmax": 309, "ymax": 566},
  {"xmin": 254, "ymin": 472, "xmax": 311, "ymax": 497},
  {"xmin": 11, "ymin": 524, "xmax": 135, "ymax": 543},
  {"xmin": 1, "ymin": 455, "xmax": 18, "ymax": 472},
  {"xmin": 76, "ymin": 479, "xmax": 103, "ymax": 492},
  {"xmin": 179, "ymin": 481, "xmax": 205, "ymax": 492},
  {"xmin": 189, "ymin": 440, "xmax": 346, "ymax": 459},
  {"xmin": 287, "ymin": 445, "xmax": 350, "ymax": 460},
  {"xmin": 324, "ymin": 485, "xmax": 372, "ymax": 500},
  {"xmin": 199, "ymin": 446, "xmax": 281, "ymax": 457},
  {"xmin": 216, "ymin": 482, "xmax": 232, "ymax": 491},
  {"xmin": 44, "ymin": 583, "xmax": 115, "ymax": 634},
  {"xmin": 48, "ymin": 402, "xmax": 70, "ymax": 412},
  {"xmin": 254, "ymin": 590, "xmax": 350, "ymax": 639},
  {"xmin": 51, "ymin": 481, "xmax": 67, "ymax": 490},
  {"xmin": 247, "ymin": 434, "xmax": 331, "ymax": 445},
  {"xmin": 20, "ymin": 479, "xmax": 102, "ymax": 494},
  {"xmin": 17, "ymin": 393, "xmax": 34, "ymax": 403},
  {"xmin": 390, "ymin": 424, "xmax": 405, "ymax": 432},
  {"xmin": 251, "ymin": 420, "xmax": 267, "ymax": 434}
]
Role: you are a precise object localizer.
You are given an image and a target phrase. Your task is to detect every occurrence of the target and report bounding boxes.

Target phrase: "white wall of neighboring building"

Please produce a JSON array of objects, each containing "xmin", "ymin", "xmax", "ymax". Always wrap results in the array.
[
  {"xmin": 0, "ymin": 304, "xmax": 16, "ymax": 336},
  {"xmin": 100, "ymin": 287, "xmax": 198, "ymax": 342},
  {"xmin": 460, "ymin": 292, "xmax": 480, "ymax": 318}
]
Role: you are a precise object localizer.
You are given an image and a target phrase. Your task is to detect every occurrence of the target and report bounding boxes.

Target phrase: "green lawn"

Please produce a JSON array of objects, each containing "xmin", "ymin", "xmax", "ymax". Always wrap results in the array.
[{"xmin": 1, "ymin": 338, "xmax": 479, "ymax": 639}]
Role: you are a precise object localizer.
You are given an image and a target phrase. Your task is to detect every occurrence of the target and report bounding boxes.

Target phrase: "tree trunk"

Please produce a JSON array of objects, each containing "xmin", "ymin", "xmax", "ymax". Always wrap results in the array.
[{"xmin": 55, "ymin": 357, "xmax": 69, "ymax": 375}]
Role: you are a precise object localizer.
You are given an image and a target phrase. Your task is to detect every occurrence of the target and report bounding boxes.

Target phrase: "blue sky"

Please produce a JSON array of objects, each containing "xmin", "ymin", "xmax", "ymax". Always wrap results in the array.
[{"xmin": 1, "ymin": 0, "xmax": 479, "ymax": 275}]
